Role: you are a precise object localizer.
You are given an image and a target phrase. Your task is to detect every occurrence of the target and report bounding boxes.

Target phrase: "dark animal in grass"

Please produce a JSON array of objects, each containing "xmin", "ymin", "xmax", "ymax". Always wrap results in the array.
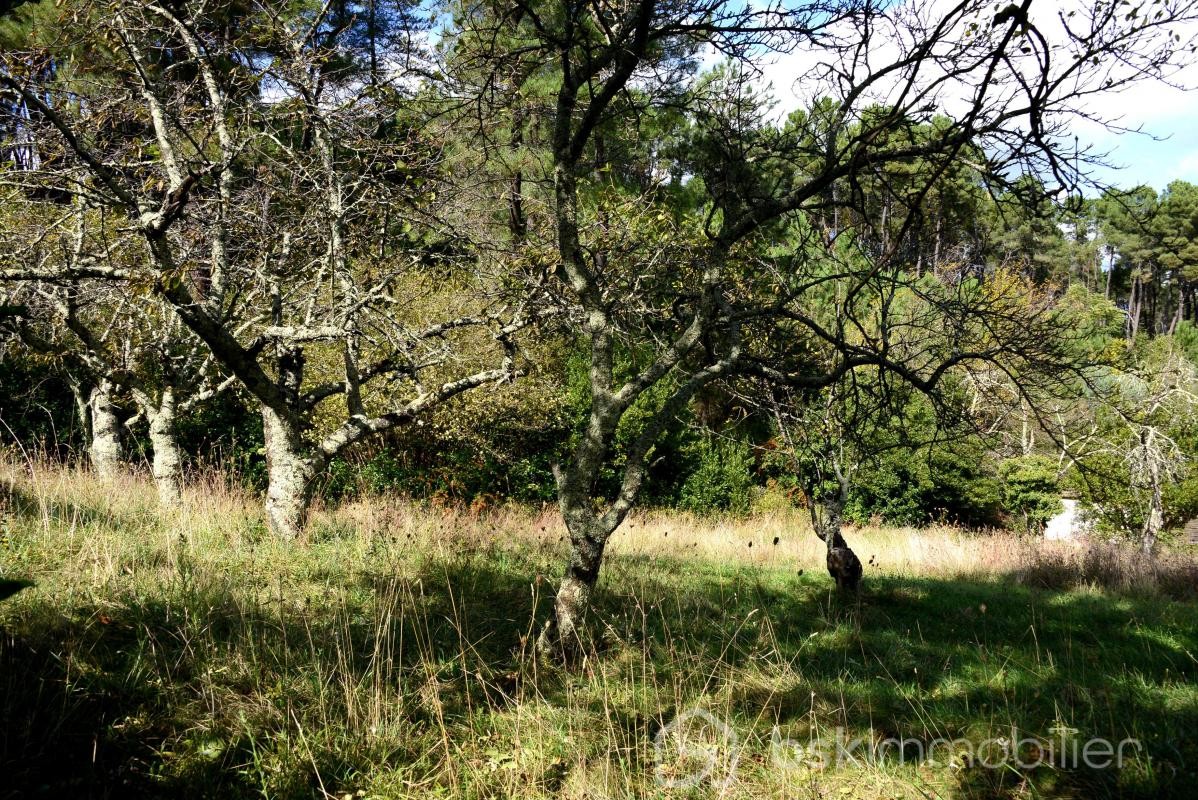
[{"xmin": 825, "ymin": 534, "xmax": 862, "ymax": 593}]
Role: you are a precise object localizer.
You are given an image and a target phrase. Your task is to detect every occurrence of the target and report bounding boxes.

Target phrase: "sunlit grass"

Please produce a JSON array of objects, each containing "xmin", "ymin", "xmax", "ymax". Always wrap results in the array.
[{"xmin": 2, "ymin": 456, "xmax": 1197, "ymax": 799}]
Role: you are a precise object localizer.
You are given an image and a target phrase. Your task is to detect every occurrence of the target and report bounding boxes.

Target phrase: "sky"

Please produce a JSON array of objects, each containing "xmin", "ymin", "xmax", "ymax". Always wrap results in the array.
[
  {"xmin": 1073, "ymin": 80, "xmax": 1198, "ymax": 193},
  {"xmin": 747, "ymin": 0, "xmax": 1198, "ymax": 197}
]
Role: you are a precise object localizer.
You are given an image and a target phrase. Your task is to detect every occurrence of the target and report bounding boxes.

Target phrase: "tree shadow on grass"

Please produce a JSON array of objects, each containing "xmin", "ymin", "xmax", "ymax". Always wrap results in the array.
[
  {"xmin": 587, "ymin": 552, "xmax": 1198, "ymax": 799},
  {"xmin": 0, "ymin": 548, "xmax": 550, "ymax": 799},
  {"xmin": 2, "ymin": 610, "xmax": 169, "ymax": 798},
  {"xmin": 1, "ymin": 542, "xmax": 1196, "ymax": 799}
]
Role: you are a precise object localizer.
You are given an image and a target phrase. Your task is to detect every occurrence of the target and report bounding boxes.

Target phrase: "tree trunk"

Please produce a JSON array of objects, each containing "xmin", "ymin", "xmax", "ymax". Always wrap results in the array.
[
  {"xmin": 931, "ymin": 214, "xmax": 942, "ymax": 274},
  {"xmin": 812, "ymin": 461, "xmax": 862, "ymax": 592},
  {"xmin": 1150, "ymin": 279, "xmax": 1160, "ymax": 335},
  {"xmin": 1168, "ymin": 295, "xmax": 1184, "ymax": 336},
  {"xmin": 1128, "ymin": 274, "xmax": 1140, "ymax": 339},
  {"xmin": 1104, "ymin": 248, "xmax": 1113, "ymax": 300},
  {"xmin": 261, "ymin": 404, "xmax": 317, "ymax": 539},
  {"xmin": 1142, "ymin": 461, "xmax": 1163, "ymax": 556},
  {"xmin": 88, "ymin": 378, "xmax": 121, "ymax": 480},
  {"xmin": 537, "ymin": 517, "xmax": 608, "ymax": 660},
  {"xmin": 824, "ymin": 527, "xmax": 863, "ymax": 593},
  {"xmin": 67, "ymin": 376, "xmax": 91, "ymax": 454},
  {"xmin": 148, "ymin": 388, "xmax": 183, "ymax": 506}
]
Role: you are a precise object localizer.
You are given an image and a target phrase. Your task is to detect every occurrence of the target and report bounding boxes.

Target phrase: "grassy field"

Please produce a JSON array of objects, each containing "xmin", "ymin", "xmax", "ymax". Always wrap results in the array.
[{"xmin": 2, "ymin": 459, "xmax": 1198, "ymax": 799}]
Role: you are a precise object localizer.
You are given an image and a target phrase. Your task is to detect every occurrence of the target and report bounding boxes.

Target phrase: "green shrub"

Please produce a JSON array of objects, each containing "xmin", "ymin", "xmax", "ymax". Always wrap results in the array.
[
  {"xmin": 678, "ymin": 437, "xmax": 756, "ymax": 514},
  {"xmin": 844, "ymin": 450, "xmax": 933, "ymax": 526},
  {"xmin": 999, "ymin": 455, "xmax": 1061, "ymax": 533},
  {"xmin": 923, "ymin": 440, "xmax": 1003, "ymax": 526}
]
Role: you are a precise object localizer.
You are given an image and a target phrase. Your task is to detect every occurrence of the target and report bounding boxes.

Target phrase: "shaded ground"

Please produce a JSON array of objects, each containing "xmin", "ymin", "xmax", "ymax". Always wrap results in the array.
[{"xmin": 1, "ymin": 481, "xmax": 1196, "ymax": 799}]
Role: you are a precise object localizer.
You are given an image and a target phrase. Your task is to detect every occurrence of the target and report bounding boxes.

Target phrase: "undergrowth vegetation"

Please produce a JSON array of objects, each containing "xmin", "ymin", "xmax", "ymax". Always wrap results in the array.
[{"xmin": 2, "ymin": 459, "xmax": 1197, "ymax": 799}]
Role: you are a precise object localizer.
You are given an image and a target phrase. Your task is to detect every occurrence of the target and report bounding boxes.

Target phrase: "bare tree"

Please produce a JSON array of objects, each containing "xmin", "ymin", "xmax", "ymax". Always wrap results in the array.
[
  {"xmin": 0, "ymin": 263, "xmax": 230, "ymax": 501},
  {"xmin": 455, "ymin": 0, "xmax": 1198, "ymax": 657},
  {"xmin": 1, "ymin": 1, "xmax": 525, "ymax": 535},
  {"xmin": 0, "ymin": 311, "xmax": 126, "ymax": 481},
  {"xmin": 1093, "ymin": 346, "xmax": 1198, "ymax": 553}
]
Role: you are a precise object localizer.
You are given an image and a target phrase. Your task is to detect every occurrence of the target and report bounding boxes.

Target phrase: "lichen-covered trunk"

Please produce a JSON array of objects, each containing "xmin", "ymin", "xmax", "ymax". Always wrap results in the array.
[
  {"xmin": 148, "ymin": 388, "xmax": 183, "ymax": 506},
  {"xmin": 538, "ymin": 519, "xmax": 608, "ymax": 660},
  {"xmin": 261, "ymin": 404, "xmax": 317, "ymax": 539},
  {"xmin": 88, "ymin": 379, "xmax": 121, "ymax": 481},
  {"xmin": 69, "ymin": 381, "xmax": 90, "ymax": 448}
]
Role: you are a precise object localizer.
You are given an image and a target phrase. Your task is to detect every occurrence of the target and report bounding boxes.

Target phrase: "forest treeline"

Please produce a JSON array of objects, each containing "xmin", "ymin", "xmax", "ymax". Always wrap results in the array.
[{"xmin": 4, "ymin": 0, "xmax": 1198, "ymax": 649}]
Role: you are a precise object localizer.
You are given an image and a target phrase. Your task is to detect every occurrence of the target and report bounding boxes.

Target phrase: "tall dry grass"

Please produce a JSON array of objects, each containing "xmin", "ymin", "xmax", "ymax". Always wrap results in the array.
[
  {"xmin": 333, "ymin": 495, "xmax": 1198, "ymax": 601},
  {"xmin": 3, "ymin": 455, "xmax": 1197, "ymax": 799},
  {"xmin": 5, "ymin": 450, "xmax": 1195, "ymax": 602}
]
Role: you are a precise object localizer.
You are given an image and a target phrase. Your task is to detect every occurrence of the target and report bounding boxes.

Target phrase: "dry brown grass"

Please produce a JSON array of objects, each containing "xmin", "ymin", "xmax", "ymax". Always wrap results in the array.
[
  {"xmin": 1011, "ymin": 537, "xmax": 1198, "ymax": 600},
  {"xmin": 6, "ymin": 453, "xmax": 1195, "ymax": 600},
  {"xmin": 321, "ymin": 494, "xmax": 1198, "ymax": 614}
]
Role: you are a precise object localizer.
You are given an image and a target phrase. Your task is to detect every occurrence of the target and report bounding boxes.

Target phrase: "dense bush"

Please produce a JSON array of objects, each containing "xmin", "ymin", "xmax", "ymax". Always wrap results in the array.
[
  {"xmin": 922, "ymin": 440, "xmax": 1004, "ymax": 527},
  {"xmin": 677, "ymin": 437, "xmax": 757, "ymax": 514},
  {"xmin": 999, "ymin": 455, "xmax": 1062, "ymax": 533},
  {"xmin": 836, "ymin": 441, "xmax": 1002, "ymax": 528},
  {"xmin": 843, "ymin": 450, "xmax": 931, "ymax": 525},
  {"xmin": 0, "ymin": 356, "xmax": 80, "ymax": 458}
]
